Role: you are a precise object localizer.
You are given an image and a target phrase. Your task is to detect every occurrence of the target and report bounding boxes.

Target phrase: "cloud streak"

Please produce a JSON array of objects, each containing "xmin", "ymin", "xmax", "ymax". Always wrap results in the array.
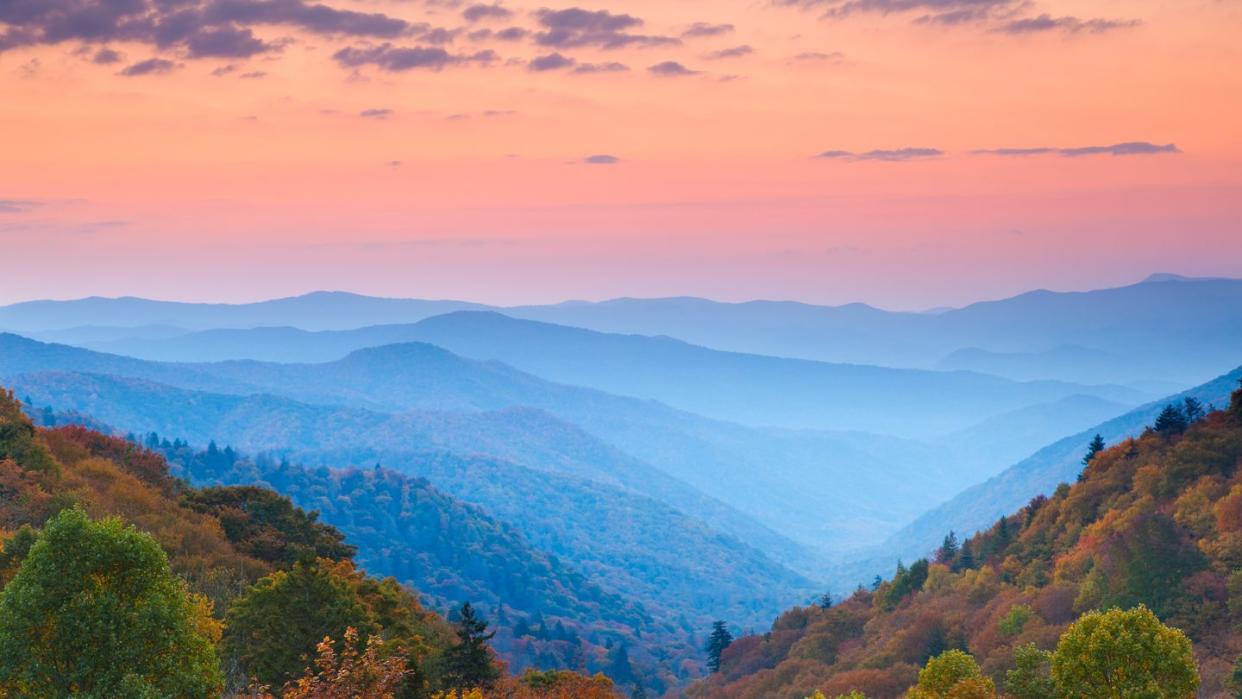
[
  {"xmin": 975, "ymin": 142, "xmax": 1180, "ymax": 157},
  {"xmin": 333, "ymin": 44, "xmax": 496, "ymax": 72},
  {"xmin": 817, "ymin": 147, "xmax": 943, "ymax": 161}
]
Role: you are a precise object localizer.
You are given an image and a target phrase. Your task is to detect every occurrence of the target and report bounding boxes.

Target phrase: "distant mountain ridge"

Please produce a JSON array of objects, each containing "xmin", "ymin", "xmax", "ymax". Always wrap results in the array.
[
  {"xmin": 5, "ymin": 274, "xmax": 1240, "ymax": 386},
  {"xmin": 53, "ymin": 311, "xmax": 1155, "ymax": 438}
]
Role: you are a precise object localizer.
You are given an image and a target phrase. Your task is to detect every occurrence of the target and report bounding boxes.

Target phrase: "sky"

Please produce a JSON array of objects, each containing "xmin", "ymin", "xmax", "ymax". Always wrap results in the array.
[{"xmin": 1, "ymin": 0, "xmax": 1240, "ymax": 310}]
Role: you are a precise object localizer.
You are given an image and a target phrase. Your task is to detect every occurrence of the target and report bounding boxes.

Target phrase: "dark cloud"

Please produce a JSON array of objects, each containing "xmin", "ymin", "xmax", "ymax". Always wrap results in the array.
[
  {"xmin": 528, "ymin": 52, "xmax": 574, "ymax": 71},
  {"xmin": 584, "ymin": 154, "xmax": 619, "ymax": 164},
  {"xmin": 976, "ymin": 142, "xmax": 1180, "ymax": 157},
  {"xmin": 817, "ymin": 147, "xmax": 943, "ymax": 161},
  {"xmin": 681, "ymin": 22, "xmax": 734, "ymax": 38},
  {"xmin": 994, "ymin": 14, "xmax": 1140, "ymax": 34},
  {"xmin": 238, "ymin": 69, "xmax": 266, "ymax": 78},
  {"xmin": 534, "ymin": 7, "xmax": 679, "ymax": 50},
  {"xmin": 333, "ymin": 43, "xmax": 497, "ymax": 71},
  {"xmin": 360, "ymin": 108, "xmax": 393, "ymax": 119},
  {"xmin": 494, "ymin": 27, "xmax": 528, "ymax": 40},
  {"xmin": 572, "ymin": 61, "xmax": 627, "ymax": 74},
  {"xmin": 648, "ymin": 61, "xmax": 700, "ymax": 77},
  {"xmin": 420, "ymin": 27, "xmax": 461, "ymax": 44},
  {"xmin": 703, "ymin": 45, "xmax": 753, "ymax": 59},
  {"xmin": 92, "ymin": 47, "xmax": 122, "ymax": 64},
  {"xmin": 184, "ymin": 24, "xmax": 271, "ymax": 57},
  {"xmin": 211, "ymin": 63, "xmax": 238, "ymax": 76},
  {"xmin": 462, "ymin": 4, "xmax": 512, "ymax": 23},
  {"xmin": 119, "ymin": 57, "xmax": 176, "ymax": 76},
  {"xmin": 0, "ymin": 0, "xmax": 413, "ymax": 63}
]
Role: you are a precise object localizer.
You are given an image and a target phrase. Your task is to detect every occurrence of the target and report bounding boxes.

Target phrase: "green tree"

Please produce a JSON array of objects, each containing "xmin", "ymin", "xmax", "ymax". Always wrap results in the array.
[
  {"xmin": 936, "ymin": 531, "xmax": 959, "ymax": 564},
  {"xmin": 442, "ymin": 602, "xmax": 500, "ymax": 694},
  {"xmin": 1051, "ymin": 606, "xmax": 1198, "ymax": 698},
  {"xmin": 1083, "ymin": 434, "xmax": 1106, "ymax": 467},
  {"xmin": 223, "ymin": 558, "xmax": 376, "ymax": 690},
  {"xmin": 1183, "ymin": 397, "xmax": 1205, "ymax": 423},
  {"xmin": 1154, "ymin": 404, "xmax": 1189, "ymax": 437},
  {"xmin": 1004, "ymin": 643, "xmax": 1053, "ymax": 699},
  {"xmin": 907, "ymin": 649, "xmax": 995, "ymax": 698},
  {"xmin": 0, "ymin": 508, "xmax": 223, "ymax": 697},
  {"xmin": 706, "ymin": 620, "xmax": 734, "ymax": 673},
  {"xmin": 0, "ymin": 388, "xmax": 57, "ymax": 475}
]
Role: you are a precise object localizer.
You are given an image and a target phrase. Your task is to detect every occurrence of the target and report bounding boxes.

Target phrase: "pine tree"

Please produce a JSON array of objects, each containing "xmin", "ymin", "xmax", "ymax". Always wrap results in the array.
[
  {"xmin": 706, "ymin": 621, "xmax": 734, "ymax": 673},
  {"xmin": 1183, "ymin": 396, "xmax": 1206, "ymax": 423},
  {"xmin": 1082, "ymin": 434, "xmax": 1106, "ymax": 466},
  {"xmin": 818, "ymin": 593, "xmax": 833, "ymax": 609},
  {"xmin": 956, "ymin": 539, "xmax": 975, "ymax": 571},
  {"xmin": 1154, "ymin": 403, "xmax": 1189, "ymax": 436},
  {"xmin": 937, "ymin": 531, "xmax": 959, "ymax": 564},
  {"xmin": 442, "ymin": 602, "xmax": 500, "ymax": 694}
]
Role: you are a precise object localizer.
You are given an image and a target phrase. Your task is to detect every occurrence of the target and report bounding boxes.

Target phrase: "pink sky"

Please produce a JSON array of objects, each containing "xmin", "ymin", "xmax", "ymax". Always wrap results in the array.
[{"xmin": 1, "ymin": 0, "xmax": 1240, "ymax": 309}]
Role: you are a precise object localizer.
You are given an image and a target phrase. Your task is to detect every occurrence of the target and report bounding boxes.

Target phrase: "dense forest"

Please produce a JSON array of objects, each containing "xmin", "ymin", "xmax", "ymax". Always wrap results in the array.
[
  {"xmin": 688, "ymin": 388, "xmax": 1242, "ymax": 697},
  {"xmin": 0, "ymin": 388, "xmax": 624, "ymax": 697}
]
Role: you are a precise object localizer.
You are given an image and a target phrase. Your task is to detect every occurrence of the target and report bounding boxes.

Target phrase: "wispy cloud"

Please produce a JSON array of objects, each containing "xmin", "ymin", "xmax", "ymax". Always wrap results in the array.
[
  {"xmin": 118, "ymin": 58, "xmax": 177, "ymax": 77},
  {"xmin": 682, "ymin": 22, "xmax": 735, "ymax": 38},
  {"xmin": 583, "ymin": 154, "xmax": 620, "ymax": 164},
  {"xmin": 360, "ymin": 108, "xmax": 393, "ymax": 119},
  {"xmin": 994, "ymin": 14, "xmax": 1141, "ymax": 35},
  {"xmin": 817, "ymin": 147, "xmax": 943, "ymax": 161},
  {"xmin": 704, "ymin": 45, "xmax": 754, "ymax": 60},
  {"xmin": 333, "ymin": 44, "xmax": 497, "ymax": 72},
  {"xmin": 975, "ymin": 142, "xmax": 1180, "ymax": 157}
]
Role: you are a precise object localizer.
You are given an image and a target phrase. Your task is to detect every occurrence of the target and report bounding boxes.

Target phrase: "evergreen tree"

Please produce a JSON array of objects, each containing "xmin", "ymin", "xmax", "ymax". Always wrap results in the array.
[
  {"xmin": 818, "ymin": 593, "xmax": 834, "ymax": 609},
  {"xmin": 706, "ymin": 621, "xmax": 734, "ymax": 673},
  {"xmin": 1184, "ymin": 396, "xmax": 1206, "ymax": 423},
  {"xmin": 1154, "ymin": 403, "xmax": 1189, "ymax": 436},
  {"xmin": 442, "ymin": 602, "xmax": 500, "ymax": 693},
  {"xmin": 936, "ymin": 531, "xmax": 959, "ymax": 564},
  {"xmin": 956, "ymin": 539, "xmax": 975, "ymax": 571},
  {"xmin": 1082, "ymin": 434, "xmax": 1106, "ymax": 466}
]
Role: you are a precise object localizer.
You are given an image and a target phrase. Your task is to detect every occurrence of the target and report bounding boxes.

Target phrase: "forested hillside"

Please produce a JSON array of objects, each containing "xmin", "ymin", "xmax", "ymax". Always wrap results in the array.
[
  {"xmin": 688, "ymin": 385, "xmax": 1242, "ymax": 698},
  {"xmin": 0, "ymin": 388, "xmax": 624, "ymax": 697}
]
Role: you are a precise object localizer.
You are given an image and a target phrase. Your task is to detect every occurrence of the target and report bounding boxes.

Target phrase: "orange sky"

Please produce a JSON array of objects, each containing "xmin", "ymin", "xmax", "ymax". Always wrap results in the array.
[{"xmin": 1, "ymin": 0, "xmax": 1240, "ymax": 308}]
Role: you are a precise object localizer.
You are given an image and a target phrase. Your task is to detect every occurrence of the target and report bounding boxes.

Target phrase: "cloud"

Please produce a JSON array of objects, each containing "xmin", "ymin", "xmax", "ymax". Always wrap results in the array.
[
  {"xmin": 333, "ymin": 44, "xmax": 497, "ymax": 71},
  {"xmin": 360, "ymin": 108, "xmax": 393, "ymax": 119},
  {"xmin": 463, "ymin": 4, "xmax": 512, "ymax": 23},
  {"xmin": 994, "ymin": 14, "xmax": 1140, "ymax": 34},
  {"xmin": 648, "ymin": 61, "xmax": 700, "ymax": 77},
  {"xmin": 775, "ymin": 0, "xmax": 1018, "ymax": 20},
  {"xmin": 119, "ymin": 58, "xmax": 177, "ymax": 76},
  {"xmin": 0, "ymin": 0, "xmax": 413, "ymax": 64},
  {"xmin": 528, "ymin": 52, "xmax": 575, "ymax": 71},
  {"xmin": 817, "ymin": 147, "xmax": 943, "ymax": 161},
  {"xmin": 239, "ymin": 70, "xmax": 266, "ymax": 78},
  {"xmin": 682, "ymin": 22, "xmax": 734, "ymax": 38},
  {"xmin": 583, "ymin": 154, "xmax": 619, "ymax": 164},
  {"xmin": 792, "ymin": 50, "xmax": 844, "ymax": 62},
  {"xmin": 494, "ymin": 27, "xmax": 529, "ymax": 41},
  {"xmin": 0, "ymin": 199, "xmax": 38, "ymax": 213},
  {"xmin": 704, "ymin": 45, "xmax": 753, "ymax": 59},
  {"xmin": 975, "ymin": 142, "xmax": 1180, "ymax": 157},
  {"xmin": 92, "ymin": 48, "xmax": 122, "ymax": 64},
  {"xmin": 572, "ymin": 61, "xmax": 628, "ymax": 74},
  {"xmin": 533, "ymin": 7, "xmax": 679, "ymax": 50},
  {"xmin": 184, "ymin": 24, "xmax": 272, "ymax": 58}
]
